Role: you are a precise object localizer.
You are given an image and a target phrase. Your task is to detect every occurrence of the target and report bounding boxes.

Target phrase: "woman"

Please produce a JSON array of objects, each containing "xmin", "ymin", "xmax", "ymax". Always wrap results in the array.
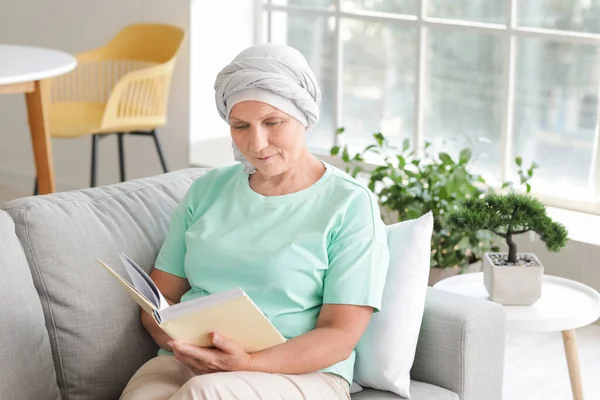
[{"xmin": 121, "ymin": 43, "xmax": 390, "ymax": 400}]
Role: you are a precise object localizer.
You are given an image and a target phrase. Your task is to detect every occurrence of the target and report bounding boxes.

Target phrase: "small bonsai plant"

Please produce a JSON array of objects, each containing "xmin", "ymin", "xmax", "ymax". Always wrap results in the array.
[
  {"xmin": 446, "ymin": 192, "xmax": 568, "ymax": 305},
  {"xmin": 446, "ymin": 193, "xmax": 568, "ymax": 265}
]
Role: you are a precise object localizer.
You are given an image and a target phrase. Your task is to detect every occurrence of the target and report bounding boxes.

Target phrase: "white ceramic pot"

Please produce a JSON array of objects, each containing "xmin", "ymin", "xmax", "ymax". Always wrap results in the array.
[{"xmin": 483, "ymin": 252, "xmax": 543, "ymax": 305}]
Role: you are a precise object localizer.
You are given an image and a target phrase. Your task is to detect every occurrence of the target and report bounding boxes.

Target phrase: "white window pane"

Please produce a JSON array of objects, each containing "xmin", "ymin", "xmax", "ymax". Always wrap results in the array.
[
  {"xmin": 270, "ymin": 12, "xmax": 336, "ymax": 150},
  {"xmin": 518, "ymin": 0, "xmax": 600, "ymax": 34},
  {"xmin": 513, "ymin": 38, "xmax": 599, "ymax": 199},
  {"xmin": 271, "ymin": 0, "xmax": 334, "ymax": 9},
  {"xmin": 428, "ymin": 0, "xmax": 506, "ymax": 24},
  {"xmin": 341, "ymin": 19, "xmax": 416, "ymax": 151},
  {"xmin": 260, "ymin": 11, "xmax": 269, "ymax": 42},
  {"xmin": 425, "ymin": 30, "xmax": 505, "ymax": 180},
  {"xmin": 341, "ymin": 0, "xmax": 418, "ymax": 15}
]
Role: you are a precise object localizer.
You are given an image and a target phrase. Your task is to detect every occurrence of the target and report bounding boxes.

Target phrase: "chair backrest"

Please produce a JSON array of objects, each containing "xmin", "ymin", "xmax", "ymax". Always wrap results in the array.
[
  {"xmin": 91, "ymin": 23, "xmax": 185, "ymax": 64},
  {"xmin": 56, "ymin": 23, "xmax": 185, "ymax": 105},
  {"xmin": 45, "ymin": 23, "xmax": 185, "ymax": 131},
  {"xmin": 96, "ymin": 24, "xmax": 185, "ymax": 131}
]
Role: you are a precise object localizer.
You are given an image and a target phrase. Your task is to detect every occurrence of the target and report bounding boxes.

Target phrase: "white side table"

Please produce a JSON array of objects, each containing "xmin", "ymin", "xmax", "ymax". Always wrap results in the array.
[
  {"xmin": 0, "ymin": 44, "xmax": 76, "ymax": 194},
  {"xmin": 434, "ymin": 272, "xmax": 600, "ymax": 400}
]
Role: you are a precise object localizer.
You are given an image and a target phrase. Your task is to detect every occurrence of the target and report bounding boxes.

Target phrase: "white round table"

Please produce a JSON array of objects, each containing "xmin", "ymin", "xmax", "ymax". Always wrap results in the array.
[
  {"xmin": 434, "ymin": 272, "xmax": 600, "ymax": 400},
  {"xmin": 0, "ymin": 45, "xmax": 77, "ymax": 194}
]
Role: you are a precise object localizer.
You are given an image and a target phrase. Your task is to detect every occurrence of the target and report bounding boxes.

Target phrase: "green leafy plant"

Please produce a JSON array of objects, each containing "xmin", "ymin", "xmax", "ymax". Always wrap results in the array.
[
  {"xmin": 446, "ymin": 193, "xmax": 568, "ymax": 264},
  {"xmin": 502, "ymin": 156, "xmax": 538, "ymax": 194},
  {"xmin": 331, "ymin": 129, "xmax": 488, "ymax": 269},
  {"xmin": 330, "ymin": 129, "xmax": 538, "ymax": 270}
]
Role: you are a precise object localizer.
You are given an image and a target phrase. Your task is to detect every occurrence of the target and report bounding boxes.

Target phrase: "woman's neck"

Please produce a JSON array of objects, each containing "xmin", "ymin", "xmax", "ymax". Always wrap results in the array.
[{"xmin": 249, "ymin": 154, "xmax": 326, "ymax": 196}]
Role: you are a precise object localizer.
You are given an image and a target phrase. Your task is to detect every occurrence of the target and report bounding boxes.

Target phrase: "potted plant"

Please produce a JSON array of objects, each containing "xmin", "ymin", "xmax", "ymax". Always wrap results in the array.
[
  {"xmin": 330, "ymin": 129, "xmax": 500, "ymax": 284},
  {"xmin": 446, "ymin": 192, "xmax": 568, "ymax": 305}
]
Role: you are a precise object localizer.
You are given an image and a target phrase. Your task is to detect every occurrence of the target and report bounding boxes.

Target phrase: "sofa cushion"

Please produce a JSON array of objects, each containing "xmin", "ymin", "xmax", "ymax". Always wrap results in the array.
[
  {"xmin": 0, "ymin": 210, "xmax": 62, "ymax": 400},
  {"xmin": 354, "ymin": 212, "xmax": 433, "ymax": 397},
  {"xmin": 352, "ymin": 380, "xmax": 459, "ymax": 400},
  {"xmin": 2, "ymin": 169, "xmax": 208, "ymax": 400}
]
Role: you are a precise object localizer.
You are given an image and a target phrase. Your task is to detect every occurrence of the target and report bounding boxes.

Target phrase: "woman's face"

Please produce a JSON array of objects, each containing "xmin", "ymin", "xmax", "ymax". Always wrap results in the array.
[{"xmin": 229, "ymin": 101, "xmax": 306, "ymax": 177}]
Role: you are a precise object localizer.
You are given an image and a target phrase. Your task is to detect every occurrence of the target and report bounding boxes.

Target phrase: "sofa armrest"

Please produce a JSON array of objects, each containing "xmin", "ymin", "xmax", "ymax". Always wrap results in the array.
[{"xmin": 411, "ymin": 287, "xmax": 506, "ymax": 400}]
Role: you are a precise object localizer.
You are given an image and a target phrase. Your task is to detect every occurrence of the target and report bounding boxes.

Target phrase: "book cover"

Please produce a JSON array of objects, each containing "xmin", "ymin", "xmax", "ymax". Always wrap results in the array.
[{"xmin": 96, "ymin": 253, "xmax": 286, "ymax": 352}]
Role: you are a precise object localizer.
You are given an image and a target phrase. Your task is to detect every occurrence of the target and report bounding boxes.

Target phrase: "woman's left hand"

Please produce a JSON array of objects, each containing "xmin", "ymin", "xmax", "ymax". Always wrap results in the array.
[{"xmin": 168, "ymin": 333, "xmax": 253, "ymax": 375}]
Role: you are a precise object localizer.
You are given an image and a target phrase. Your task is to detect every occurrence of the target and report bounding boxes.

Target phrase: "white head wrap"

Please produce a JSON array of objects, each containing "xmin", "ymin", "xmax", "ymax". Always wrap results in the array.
[{"xmin": 214, "ymin": 43, "xmax": 322, "ymax": 173}]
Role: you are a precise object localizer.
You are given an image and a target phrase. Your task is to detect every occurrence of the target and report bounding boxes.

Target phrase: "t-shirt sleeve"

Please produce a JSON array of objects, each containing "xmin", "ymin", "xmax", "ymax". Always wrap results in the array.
[
  {"xmin": 153, "ymin": 187, "xmax": 195, "ymax": 278},
  {"xmin": 322, "ymin": 191, "xmax": 390, "ymax": 312}
]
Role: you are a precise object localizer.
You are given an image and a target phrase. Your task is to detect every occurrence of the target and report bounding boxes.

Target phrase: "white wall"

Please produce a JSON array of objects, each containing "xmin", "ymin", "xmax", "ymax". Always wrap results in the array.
[
  {"xmin": 189, "ymin": 0, "xmax": 257, "ymax": 168},
  {"xmin": 0, "ymin": 0, "xmax": 191, "ymax": 192}
]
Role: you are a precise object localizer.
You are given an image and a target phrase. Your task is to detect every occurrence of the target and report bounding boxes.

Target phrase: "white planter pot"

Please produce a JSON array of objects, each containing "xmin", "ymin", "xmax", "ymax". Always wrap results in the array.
[{"xmin": 483, "ymin": 252, "xmax": 543, "ymax": 306}]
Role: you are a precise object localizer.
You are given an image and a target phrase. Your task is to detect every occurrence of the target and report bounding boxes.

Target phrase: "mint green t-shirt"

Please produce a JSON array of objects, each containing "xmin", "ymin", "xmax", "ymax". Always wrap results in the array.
[{"xmin": 153, "ymin": 162, "xmax": 389, "ymax": 385}]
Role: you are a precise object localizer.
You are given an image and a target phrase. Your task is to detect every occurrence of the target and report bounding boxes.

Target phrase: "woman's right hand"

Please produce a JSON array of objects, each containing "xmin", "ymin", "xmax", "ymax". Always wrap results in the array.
[{"xmin": 169, "ymin": 333, "xmax": 253, "ymax": 374}]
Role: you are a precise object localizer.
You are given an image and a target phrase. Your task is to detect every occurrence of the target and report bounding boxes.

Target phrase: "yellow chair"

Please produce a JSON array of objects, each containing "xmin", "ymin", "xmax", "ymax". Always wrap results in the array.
[{"xmin": 34, "ymin": 23, "xmax": 185, "ymax": 193}]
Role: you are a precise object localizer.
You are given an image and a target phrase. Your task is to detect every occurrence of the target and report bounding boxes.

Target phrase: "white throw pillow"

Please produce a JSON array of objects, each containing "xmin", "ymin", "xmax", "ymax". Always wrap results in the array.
[{"xmin": 353, "ymin": 211, "xmax": 434, "ymax": 398}]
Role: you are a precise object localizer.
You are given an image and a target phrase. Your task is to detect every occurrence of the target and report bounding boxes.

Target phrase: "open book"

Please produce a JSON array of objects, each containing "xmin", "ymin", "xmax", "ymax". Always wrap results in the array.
[{"xmin": 96, "ymin": 253, "xmax": 286, "ymax": 353}]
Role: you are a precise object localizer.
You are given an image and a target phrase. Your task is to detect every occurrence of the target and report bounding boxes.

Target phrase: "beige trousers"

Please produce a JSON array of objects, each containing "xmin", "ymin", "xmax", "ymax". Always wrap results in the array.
[{"xmin": 120, "ymin": 356, "xmax": 350, "ymax": 400}]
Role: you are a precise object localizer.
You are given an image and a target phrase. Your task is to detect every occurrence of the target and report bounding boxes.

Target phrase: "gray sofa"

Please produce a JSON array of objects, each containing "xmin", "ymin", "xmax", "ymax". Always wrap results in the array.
[{"xmin": 0, "ymin": 168, "xmax": 506, "ymax": 400}]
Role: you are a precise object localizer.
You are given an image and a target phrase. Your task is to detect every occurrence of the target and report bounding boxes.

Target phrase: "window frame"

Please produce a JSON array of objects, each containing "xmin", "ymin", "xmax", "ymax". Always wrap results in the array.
[{"xmin": 258, "ymin": 0, "xmax": 600, "ymax": 214}]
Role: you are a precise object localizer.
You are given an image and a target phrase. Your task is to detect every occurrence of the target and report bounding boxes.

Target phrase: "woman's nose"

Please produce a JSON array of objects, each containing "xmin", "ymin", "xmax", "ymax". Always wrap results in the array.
[{"xmin": 249, "ymin": 127, "xmax": 269, "ymax": 152}]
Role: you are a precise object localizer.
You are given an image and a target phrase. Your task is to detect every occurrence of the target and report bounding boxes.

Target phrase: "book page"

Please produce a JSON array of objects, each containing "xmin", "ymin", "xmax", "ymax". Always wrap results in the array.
[
  {"xmin": 119, "ymin": 253, "xmax": 170, "ymax": 311},
  {"xmin": 159, "ymin": 287, "xmax": 244, "ymax": 322},
  {"xmin": 96, "ymin": 258, "xmax": 157, "ymax": 315}
]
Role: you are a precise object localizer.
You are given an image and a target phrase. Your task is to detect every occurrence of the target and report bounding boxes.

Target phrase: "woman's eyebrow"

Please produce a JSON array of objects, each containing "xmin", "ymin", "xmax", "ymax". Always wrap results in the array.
[
  {"xmin": 230, "ymin": 112, "xmax": 284, "ymax": 123},
  {"xmin": 262, "ymin": 112, "xmax": 284, "ymax": 119}
]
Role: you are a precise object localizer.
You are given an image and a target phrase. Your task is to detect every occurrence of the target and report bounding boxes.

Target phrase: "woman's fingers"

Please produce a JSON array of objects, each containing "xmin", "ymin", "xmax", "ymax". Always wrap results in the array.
[
  {"xmin": 174, "ymin": 342, "xmax": 216, "ymax": 363},
  {"xmin": 176, "ymin": 351, "xmax": 209, "ymax": 374},
  {"xmin": 171, "ymin": 341, "xmax": 220, "ymax": 374}
]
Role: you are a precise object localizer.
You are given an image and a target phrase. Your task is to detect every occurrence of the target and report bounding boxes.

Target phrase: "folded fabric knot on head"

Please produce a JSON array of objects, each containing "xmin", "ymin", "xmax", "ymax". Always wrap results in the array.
[{"xmin": 214, "ymin": 44, "xmax": 322, "ymax": 173}]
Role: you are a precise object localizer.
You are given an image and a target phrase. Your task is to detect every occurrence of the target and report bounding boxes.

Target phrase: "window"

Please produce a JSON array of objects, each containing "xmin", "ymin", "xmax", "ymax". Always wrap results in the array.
[{"xmin": 259, "ymin": 0, "xmax": 600, "ymax": 213}]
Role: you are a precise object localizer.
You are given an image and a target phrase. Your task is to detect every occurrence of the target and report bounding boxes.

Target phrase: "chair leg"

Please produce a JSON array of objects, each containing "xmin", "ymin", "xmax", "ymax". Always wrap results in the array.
[
  {"xmin": 33, "ymin": 176, "xmax": 38, "ymax": 196},
  {"xmin": 151, "ymin": 129, "xmax": 168, "ymax": 173},
  {"xmin": 90, "ymin": 134, "xmax": 99, "ymax": 187},
  {"xmin": 117, "ymin": 133, "xmax": 125, "ymax": 182}
]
